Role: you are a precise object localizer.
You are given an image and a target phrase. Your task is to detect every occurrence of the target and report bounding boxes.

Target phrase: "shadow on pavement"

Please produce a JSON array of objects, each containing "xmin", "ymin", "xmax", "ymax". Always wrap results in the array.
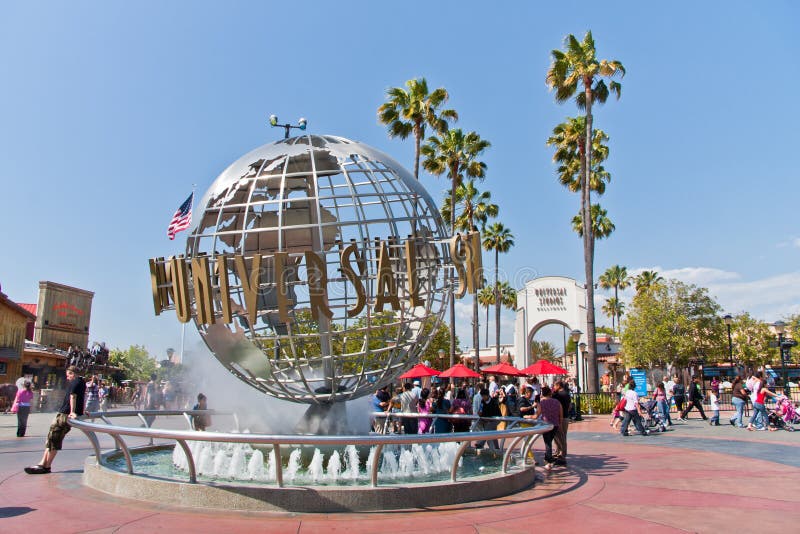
[{"xmin": 0, "ymin": 506, "xmax": 36, "ymax": 518}]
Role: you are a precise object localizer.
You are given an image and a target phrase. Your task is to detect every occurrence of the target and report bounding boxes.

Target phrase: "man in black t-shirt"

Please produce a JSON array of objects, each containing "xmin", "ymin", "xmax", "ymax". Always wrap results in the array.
[{"xmin": 25, "ymin": 366, "xmax": 86, "ymax": 475}]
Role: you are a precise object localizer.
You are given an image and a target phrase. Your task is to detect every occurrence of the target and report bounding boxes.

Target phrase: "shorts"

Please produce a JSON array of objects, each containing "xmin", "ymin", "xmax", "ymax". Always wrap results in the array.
[{"xmin": 45, "ymin": 413, "xmax": 72, "ymax": 450}]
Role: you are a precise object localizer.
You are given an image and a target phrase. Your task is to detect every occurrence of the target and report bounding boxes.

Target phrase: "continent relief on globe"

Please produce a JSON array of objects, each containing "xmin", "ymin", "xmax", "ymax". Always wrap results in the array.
[{"xmin": 147, "ymin": 230, "xmax": 483, "ymax": 329}]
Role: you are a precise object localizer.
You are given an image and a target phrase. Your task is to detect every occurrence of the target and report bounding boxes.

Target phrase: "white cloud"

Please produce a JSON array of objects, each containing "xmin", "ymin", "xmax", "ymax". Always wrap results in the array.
[
  {"xmin": 630, "ymin": 265, "xmax": 740, "ymax": 286},
  {"xmin": 623, "ymin": 266, "xmax": 800, "ymax": 322}
]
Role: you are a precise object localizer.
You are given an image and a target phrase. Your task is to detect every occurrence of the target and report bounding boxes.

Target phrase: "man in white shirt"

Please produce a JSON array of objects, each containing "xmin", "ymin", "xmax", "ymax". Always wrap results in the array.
[{"xmin": 399, "ymin": 382, "xmax": 418, "ymax": 434}]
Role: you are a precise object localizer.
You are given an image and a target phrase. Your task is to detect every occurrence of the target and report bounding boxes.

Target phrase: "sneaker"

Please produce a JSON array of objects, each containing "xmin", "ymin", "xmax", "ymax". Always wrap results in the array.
[
  {"xmin": 24, "ymin": 465, "xmax": 51, "ymax": 475},
  {"xmin": 729, "ymin": 419, "xmax": 735, "ymax": 426},
  {"xmin": 554, "ymin": 458, "xmax": 567, "ymax": 466}
]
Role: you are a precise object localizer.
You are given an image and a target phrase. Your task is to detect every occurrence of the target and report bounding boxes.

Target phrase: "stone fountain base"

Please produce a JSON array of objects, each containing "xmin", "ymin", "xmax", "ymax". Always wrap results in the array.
[{"xmin": 82, "ymin": 447, "xmax": 536, "ymax": 513}]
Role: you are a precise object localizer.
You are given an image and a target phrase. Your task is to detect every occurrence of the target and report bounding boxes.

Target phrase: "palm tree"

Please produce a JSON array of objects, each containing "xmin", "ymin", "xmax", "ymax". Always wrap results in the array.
[
  {"xmin": 440, "ymin": 180, "xmax": 499, "ymax": 233},
  {"xmin": 634, "ymin": 270, "xmax": 664, "ymax": 293},
  {"xmin": 441, "ymin": 181, "xmax": 498, "ymax": 364},
  {"xmin": 571, "ymin": 204, "xmax": 615, "ymax": 239},
  {"xmin": 546, "ymin": 31, "xmax": 625, "ymax": 393},
  {"xmin": 546, "ymin": 116, "xmax": 610, "ymax": 194},
  {"xmin": 601, "ymin": 297, "xmax": 625, "ymax": 334},
  {"xmin": 478, "ymin": 284, "xmax": 495, "ymax": 349},
  {"xmin": 377, "ymin": 78, "xmax": 458, "ymax": 180},
  {"xmin": 422, "ymin": 128, "xmax": 490, "ymax": 367},
  {"xmin": 599, "ymin": 265, "xmax": 630, "ymax": 335},
  {"xmin": 482, "ymin": 223, "xmax": 515, "ymax": 363},
  {"xmin": 529, "ymin": 340, "xmax": 561, "ymax": 363}
]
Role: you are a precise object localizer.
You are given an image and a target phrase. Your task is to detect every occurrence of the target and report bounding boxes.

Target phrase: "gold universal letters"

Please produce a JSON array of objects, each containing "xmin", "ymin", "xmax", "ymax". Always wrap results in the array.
[
  {"xmin": 273, "ymin": 252, "xmax": 293, "ymax": 325},
  {"xmin": 339, "ymin": 240, "xmax": 366, "ymax": 317},
  {"xmin": 374, "ymin": 239, "xmax": 400, "ymax": 312},
  {"xmin": 305, "ymin": 251, "xmax": 333, "ymax": 322},
  {"xmin": 147, "ymin": 232, "xmax": 483, "ymax": 324},
  {"xmin": 405, "ymin": 236, "xmax": 424, "ymax": 307},
  {"xmin": 214, "ymin": 255, "xmax": 233, "ymax": 324},
  {"xmin": 170, "ymin": 256, "xmax": 192, "ymax": 323},
  {"xmin": 191, "ymin": 255, "xmax": 215, "ymax": 325},
  {"xmin": 234, "ymin": 254, "xmax": 262, "ymax": 327},
  {"xmin": 149, "ymin": 256, "xmax": 170, "ymax": 315}
]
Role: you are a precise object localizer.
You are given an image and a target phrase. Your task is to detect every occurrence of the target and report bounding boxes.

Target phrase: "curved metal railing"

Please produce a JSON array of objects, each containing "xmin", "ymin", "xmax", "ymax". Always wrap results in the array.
[{"xmin": 71, "ymin": 410, "xmax": 551, "ymax": 488}]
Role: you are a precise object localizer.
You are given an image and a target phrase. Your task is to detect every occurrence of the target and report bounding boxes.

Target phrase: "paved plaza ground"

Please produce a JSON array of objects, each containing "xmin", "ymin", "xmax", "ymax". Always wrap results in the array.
[{"xmin": 1, "ymin": 409, "xmax": 799, "ymax": 533}]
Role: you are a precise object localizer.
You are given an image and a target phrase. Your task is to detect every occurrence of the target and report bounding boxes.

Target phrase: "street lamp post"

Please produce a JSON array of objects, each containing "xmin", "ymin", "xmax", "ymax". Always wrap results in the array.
[
  {"xmin": 770, "ymin": 320, "xmax": 794, "ymax": 397},
  {"xmin": 570, "ymin": 329, "xmax": 583, "ymax": 421},
  {"xmin": 723, "ymin": 314, "xmax": 734, "ymax": 375}
]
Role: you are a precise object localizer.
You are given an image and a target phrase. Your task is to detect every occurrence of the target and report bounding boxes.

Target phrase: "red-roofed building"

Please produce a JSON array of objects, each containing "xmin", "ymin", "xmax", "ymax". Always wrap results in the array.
[
  {"xmin": 17, "ymin": 303, "xmax": 37, "ymax": 340},
  {"xmin": 0, "ymin": 285, "xmax": 37, "ymax": 381}
]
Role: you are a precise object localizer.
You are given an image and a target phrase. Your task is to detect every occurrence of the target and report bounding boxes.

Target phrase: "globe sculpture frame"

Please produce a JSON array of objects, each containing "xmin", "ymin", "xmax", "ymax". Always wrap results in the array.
[{"xmin": 153, "ymin": 135, "xmax": 453, "ymax": 414}]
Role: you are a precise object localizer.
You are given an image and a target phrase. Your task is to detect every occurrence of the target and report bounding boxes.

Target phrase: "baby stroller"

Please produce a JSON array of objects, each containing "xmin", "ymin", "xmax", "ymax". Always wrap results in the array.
[
  {"xmin": 641, "ymin": 399, "xmax": 668, "ymax": 433},
  {"xmin": 768, "ymin": 396, "xmax": 798, "ymax": 431}
]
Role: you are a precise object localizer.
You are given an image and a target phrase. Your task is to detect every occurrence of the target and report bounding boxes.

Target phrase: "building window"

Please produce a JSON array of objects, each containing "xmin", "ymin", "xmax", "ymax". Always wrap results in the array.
[{"xmin": 0, "ymin": 362, "xmax": 7, "ymax": 375}]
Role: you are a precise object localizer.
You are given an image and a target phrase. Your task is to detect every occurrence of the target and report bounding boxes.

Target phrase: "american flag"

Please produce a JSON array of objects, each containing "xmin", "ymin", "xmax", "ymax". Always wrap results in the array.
[{"xmin": 167, "ymin": 193, "xmax": 193, "ymax": 240}]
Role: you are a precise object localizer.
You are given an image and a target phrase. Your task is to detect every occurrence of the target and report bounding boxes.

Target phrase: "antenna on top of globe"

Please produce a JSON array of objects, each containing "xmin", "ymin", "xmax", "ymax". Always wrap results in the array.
[{"xmin": 268, "ymin": 114, "xmax": 307, "ymax": 139}]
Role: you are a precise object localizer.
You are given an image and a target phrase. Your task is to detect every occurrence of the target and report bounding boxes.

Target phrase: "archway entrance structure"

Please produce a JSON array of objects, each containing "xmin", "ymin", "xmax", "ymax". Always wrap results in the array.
[{"xmin": 514, "ymin": 276, "xmax": 588, "ymax": 370}]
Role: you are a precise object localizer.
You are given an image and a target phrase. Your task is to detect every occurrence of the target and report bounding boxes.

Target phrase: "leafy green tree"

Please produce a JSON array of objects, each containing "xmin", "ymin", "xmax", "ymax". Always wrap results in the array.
[
  {"xmin": 378, "ymin": 77, "xmax": 457, "ymax": 179},
  {"xmin": 731, "ymin": 313, "xmax": 779, "ymax": 370},
  {"xmin": 634, "ymin": 270, "xmax": 664, "ymax": 293},
  {"xmin": 482, "ymin": 223, "xmax": 515, "ymax": 363},
  {"xmin": 419, "ymin": 317, "xmax": 458, "ymax": 369},
  {"xmin": 621, "ymin": 280, "xmax": 725, "ymax": 371},
  {"xmin": 547, "ymin": 30, "xmax": 625, "ymax": 393},
  {"xmin": 571, "ymin": 204, "xmax": 615, "ymax": 239},
  {"xmin": 422, "ymin": 128, "xmax": 490, "ymax": 367},
  {"xmin": 599, "ymin": 265, "xmax": 630, "ymax": 334},
  {"xmin": 109, "ymin": 345, "xmax": 157, "ymax": 382}
]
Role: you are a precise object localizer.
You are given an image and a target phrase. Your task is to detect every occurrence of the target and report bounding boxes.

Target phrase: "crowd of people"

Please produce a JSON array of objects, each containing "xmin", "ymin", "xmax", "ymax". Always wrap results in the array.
[
  {"xmin": 371, "ymin": 376, "xmax": 575, "ymax": 469},
  {"xmin": 609, "ymin": 371, "xmax": 800, "ymax": 435}
]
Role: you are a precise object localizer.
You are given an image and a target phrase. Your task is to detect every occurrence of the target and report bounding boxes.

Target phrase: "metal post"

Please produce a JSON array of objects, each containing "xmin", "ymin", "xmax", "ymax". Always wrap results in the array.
[
  {"xmin": 574, "ymin": 343, "xmax": 583, "ymax": 421},
  {"xmin": 727, "ymin": 322, "xmax": 733, "ymax": 370},
  {"xmin": 780, "ymin": 332, "xmax": 790, "ymax": 397}
]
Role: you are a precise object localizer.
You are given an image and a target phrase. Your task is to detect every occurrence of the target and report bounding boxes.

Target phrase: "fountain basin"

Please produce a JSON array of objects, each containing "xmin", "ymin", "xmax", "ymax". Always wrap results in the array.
[{"xmin": 83, "ymin": 446, "xmax": 535, "ymax": 512}]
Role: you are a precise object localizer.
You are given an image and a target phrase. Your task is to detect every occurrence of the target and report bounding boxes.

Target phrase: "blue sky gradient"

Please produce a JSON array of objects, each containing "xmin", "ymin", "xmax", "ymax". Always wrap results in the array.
[{"xmin": 2, "ymin": 1, "xmax": 799, "ymax": 358}]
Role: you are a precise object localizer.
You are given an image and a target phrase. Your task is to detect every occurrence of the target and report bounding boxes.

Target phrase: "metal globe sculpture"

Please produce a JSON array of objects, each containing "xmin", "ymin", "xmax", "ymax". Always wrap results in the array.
[{"xmin": 186, "ymin": 135, "xmax": 449, "ymax": 405}]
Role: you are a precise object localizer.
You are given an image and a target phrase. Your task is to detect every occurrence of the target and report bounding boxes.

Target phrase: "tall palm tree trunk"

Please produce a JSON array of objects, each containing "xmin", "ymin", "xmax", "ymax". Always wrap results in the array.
[
  {"xmin": 485, "ymin": 304, "xmax": 490, "ymax": 349},
  {"xmin": 449, "ymin": 164, "xmax": 461, "ymax": 369},
  {"xmin": 494, "ymin": 248, "xmax": 501, "ymax": 363},
  {"xmin": 413, "ymin": 124, "xmax": 421, "ymax": 179},
  {"xmin": 614, "ymin": 285, "xmax": 620, "ymax": 337},
  {"xmin": 583, "ymin": 84, "xmax": 599, "ymax": 394},
  {"xmin": 472, "ymin": 296, "xmax": 480, "ymax": 369}
]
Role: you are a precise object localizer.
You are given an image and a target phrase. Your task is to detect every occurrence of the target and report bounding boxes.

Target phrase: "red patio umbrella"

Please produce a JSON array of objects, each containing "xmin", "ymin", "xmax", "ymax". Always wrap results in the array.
[
  {"xmin": 439, "ymin": 363, "xmax": 482, "ymax": 379},
  {"xmin": 521, "ymin": 360, "xmax": 569, "ymax": 376},
  {"xmin": 398, "ymin": 363, "xmax": 441, "ymax": 379},
  {"xmin": 480, "ymin": 362, "xmax": 526, "ymax": 377}
]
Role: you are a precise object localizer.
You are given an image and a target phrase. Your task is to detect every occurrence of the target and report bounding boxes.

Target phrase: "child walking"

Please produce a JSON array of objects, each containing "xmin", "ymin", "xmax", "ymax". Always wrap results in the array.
[{"xmin": 709, "ymin": 390, "xmax": 720, "ymax": 426}]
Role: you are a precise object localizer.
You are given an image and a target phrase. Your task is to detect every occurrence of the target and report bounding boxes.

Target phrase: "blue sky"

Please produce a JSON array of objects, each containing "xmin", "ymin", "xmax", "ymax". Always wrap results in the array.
[{"xmin": 2, "ymin": 1, "xmax": 799, "ymax": 360}]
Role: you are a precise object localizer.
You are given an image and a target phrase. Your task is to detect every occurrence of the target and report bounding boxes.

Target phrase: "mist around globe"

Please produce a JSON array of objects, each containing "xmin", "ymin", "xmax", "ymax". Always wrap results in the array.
[{"xmin": 175, "ymin": 135, "xmax": 450, "ymax": 428}]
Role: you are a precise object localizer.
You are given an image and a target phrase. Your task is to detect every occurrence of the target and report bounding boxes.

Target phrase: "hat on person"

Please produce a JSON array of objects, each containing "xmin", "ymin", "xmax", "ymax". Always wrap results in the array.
[{"xmin": 413, "ymin": 380, "xmax": 420, "ymax": 385}]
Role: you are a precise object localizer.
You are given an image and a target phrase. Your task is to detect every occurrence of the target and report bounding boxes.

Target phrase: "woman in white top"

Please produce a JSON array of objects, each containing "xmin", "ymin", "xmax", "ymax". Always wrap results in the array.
[{"xmin": 619, "ymin": 379, "xmax": 648, "ymax": 436}]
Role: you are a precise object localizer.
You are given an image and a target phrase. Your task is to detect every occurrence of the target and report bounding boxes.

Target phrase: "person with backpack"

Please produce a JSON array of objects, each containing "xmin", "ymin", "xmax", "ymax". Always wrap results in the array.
[{"xmin": 679, "ymin": 376, "xmax": 708, "ymax": 421}]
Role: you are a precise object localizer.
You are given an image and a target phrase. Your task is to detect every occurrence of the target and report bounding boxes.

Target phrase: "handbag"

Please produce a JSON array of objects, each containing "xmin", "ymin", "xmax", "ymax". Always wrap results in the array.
[{"xmin": 11, "ymin": 401, "xmax": 19, "ymax": 413}]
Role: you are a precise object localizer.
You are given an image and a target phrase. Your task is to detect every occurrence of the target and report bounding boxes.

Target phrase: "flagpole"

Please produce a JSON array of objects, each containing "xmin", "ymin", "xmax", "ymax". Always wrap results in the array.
[{"xmin": 179, "ymin": 184, "xmax": 197, "ymax": 366}]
